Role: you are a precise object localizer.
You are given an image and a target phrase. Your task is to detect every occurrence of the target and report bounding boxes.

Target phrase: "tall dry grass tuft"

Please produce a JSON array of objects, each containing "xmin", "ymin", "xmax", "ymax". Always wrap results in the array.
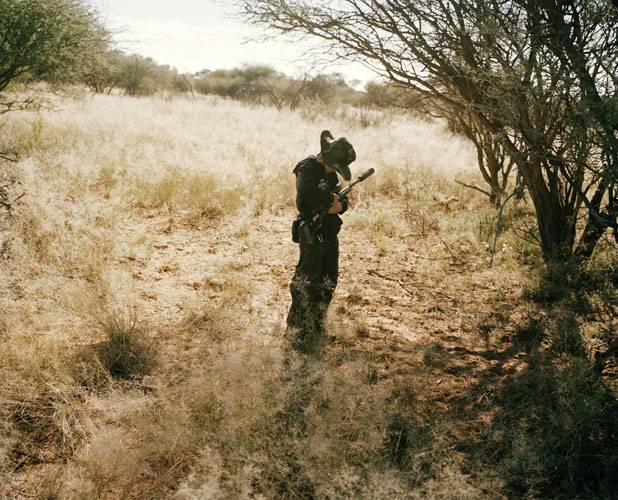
[
  {"xmin": 65, "ymin": 426, "xmax": 143, "ymax": 498},
  {"xmin": 73, "ymin": 310, "xmax": 157, "ymax": 390},
  {"xmin": 0, "ymin": 338, "xmax": 88, "ymax": 490},
  {"xmin": 94, "ymin": 312, "xmax": 157, "ymax": 380}
]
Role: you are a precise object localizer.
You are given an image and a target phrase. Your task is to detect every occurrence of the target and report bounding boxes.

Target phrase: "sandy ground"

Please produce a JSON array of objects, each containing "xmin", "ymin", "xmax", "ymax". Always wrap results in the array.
[{"xmin": 115, "ymin": 201, "xmax": 529, "ymax": 413}]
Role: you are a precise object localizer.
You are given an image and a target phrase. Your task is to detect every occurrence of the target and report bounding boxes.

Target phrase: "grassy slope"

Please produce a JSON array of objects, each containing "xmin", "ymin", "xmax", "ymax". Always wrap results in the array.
[{"xmin": 0, "ymin": 94, "xmax": 616, "ymax": 499}]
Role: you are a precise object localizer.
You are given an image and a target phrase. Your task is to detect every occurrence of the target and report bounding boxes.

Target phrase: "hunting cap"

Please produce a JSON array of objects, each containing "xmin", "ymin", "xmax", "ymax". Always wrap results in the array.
[{"xmin": 320, "ymin": 130, "xmax": 356, "ymax": 181}]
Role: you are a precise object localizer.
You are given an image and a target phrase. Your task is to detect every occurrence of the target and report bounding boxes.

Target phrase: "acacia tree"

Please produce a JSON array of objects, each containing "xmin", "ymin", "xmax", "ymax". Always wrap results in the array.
[
  {"xmin": 525, "ymin": 0, "xmax": 618, "ymax": 257},
  {"xmin": 81, "ymin": 50, "xmax": 124, "ymax": 95},
  {"xmin": 114, "ymin": 55, "xmax": 159, "ymax": 96},
  {"xmin": 0, "ymin": 0, "xmax": 110, "ymax": 112},
  {"xmin": 235, "ymin": 67, "xmax": 311, "ymax": 110},
  {"xmin": 239, "ymin": 0, "xmax": 616, "ymax": 262}
]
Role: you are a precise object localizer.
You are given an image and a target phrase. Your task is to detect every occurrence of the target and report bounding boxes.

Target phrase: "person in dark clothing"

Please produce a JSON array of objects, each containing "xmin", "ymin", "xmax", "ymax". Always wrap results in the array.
[{"xmin": 286, "ymin": 130, "xmax": 356, "ymax": 353}]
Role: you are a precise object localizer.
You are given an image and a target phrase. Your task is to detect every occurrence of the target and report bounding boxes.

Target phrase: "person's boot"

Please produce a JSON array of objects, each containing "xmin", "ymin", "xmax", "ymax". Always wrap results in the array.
[
  {"xmin": 286, "ymin": 281, "xmax": 315, "ymax": 353},
  {"xmin": 315, "ymin": 282, "xmax": 335, "ymax": 342}
]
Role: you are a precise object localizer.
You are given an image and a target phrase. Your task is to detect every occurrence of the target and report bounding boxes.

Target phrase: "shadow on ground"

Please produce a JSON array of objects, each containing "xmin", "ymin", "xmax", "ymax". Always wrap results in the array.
[{"xmin": 315, "ymin": 271, "xmax": 618, "ymax": 499}]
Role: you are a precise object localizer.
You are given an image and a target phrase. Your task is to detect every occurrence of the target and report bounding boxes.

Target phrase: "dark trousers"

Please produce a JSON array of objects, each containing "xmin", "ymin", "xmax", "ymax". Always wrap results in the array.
[{"xmin": 286, "ymin": 234, "xmax": 339, "ymax": 351}]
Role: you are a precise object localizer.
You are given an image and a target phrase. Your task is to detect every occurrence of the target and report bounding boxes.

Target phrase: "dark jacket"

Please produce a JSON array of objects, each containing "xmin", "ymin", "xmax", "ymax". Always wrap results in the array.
[{"xmin": 293, "ymin": 155, "xmax": 348, "ymax": 236}]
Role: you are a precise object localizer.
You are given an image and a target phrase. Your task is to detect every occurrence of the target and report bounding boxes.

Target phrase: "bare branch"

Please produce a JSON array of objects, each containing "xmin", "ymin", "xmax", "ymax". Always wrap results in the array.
[
  {"xmin": 454, "ymin": 179, "xmax": 493, "ymax": 198},
  {"xmin": 0, "ymin": 153, "xmax": 18, "ymax": 163}
]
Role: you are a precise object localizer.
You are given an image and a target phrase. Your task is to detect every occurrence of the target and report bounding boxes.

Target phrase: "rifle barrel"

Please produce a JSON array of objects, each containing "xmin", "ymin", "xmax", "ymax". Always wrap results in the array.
[
  {"xmin": 343, "ymin": 168, "xmax": 375, "ymax": 193},
  {"xmin": 357, "ymin": 168, "xmax": 375, "ymax": 182}
]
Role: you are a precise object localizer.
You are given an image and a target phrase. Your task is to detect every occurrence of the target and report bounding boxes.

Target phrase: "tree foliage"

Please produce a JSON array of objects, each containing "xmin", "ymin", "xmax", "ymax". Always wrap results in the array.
[
  {"xmin": 239, "ymin": 0, "xmax": 617, "ymax": 263},
  {"xmin": 82, "ymin": 52, "xmax": 192, "ymax": 97},
  {"xmin": 363, "ymin": 81, "xmax": 401, "ymax": 109},
  {"xmin": 193, "ymin": 65, "xmax": 363, "ymax": 110},
  {"xmin": 0, "ymin": 0, "xmax": 110, "ymax": 110}
]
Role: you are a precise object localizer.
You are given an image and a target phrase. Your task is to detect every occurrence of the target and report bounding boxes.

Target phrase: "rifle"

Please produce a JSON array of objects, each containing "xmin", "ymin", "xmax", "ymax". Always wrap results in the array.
[{"xmin": 294, "ymin": 168, "xmax": 375, "ymax": 245}]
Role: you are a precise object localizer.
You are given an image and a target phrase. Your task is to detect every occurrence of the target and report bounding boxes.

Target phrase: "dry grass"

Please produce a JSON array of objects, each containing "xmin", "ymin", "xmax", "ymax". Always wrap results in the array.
[{"xmin": 0, "ymin": 93, "xmax": 616, "ymax": 499}]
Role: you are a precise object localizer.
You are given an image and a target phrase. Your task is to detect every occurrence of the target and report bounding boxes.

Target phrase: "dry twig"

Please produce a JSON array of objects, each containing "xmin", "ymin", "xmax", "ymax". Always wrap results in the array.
[
  {"xmin": 455, "ymin": 179, "xmax": 492, "ymax": 198},
  {"xmin": 0, "ymin": 153, "xmax": 18, "ymax": 162}
]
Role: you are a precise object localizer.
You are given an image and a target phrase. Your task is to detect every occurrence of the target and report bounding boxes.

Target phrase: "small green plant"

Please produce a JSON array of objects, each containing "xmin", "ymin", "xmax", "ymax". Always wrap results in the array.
[
  {"xmin": 546, "ymin": 310, "xmax": 583, "ymax": 356},
  {"xmin": 523, "ymin": 260, "xmax": 580, "ymax": 304},
  {"xmin": 585, "ymin": 239, "xmax": 618, "ymax": 289},
  {"xmin": 476, "ymin": 208, "xmax": 497, "ymax": 243}
]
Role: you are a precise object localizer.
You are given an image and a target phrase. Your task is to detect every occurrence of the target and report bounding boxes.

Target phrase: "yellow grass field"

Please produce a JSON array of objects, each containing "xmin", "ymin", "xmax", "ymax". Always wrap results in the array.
[{"xmin": 0, "ymin": 94, "xmax": 616, "ymax": 498}]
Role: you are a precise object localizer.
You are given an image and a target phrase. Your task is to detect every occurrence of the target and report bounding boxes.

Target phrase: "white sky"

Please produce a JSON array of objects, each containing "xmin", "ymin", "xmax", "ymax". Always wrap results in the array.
[{"xmin": 92, "ymin": 0, "xmax": 377, "ymax": 85}]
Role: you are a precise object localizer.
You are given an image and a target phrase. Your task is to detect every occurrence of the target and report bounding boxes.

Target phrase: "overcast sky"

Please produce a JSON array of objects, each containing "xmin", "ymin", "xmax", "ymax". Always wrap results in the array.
[{"xmin": 92, "ymin": 0, "xmax": 376, "ymax": 85}]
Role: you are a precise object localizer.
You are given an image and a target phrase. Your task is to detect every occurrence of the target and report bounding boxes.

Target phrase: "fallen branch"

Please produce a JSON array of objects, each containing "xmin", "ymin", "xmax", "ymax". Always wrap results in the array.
[
  {"xmin": 455, "ymin": 179, "xmax": 492, "ymax": 198},
  {"xmin": 367, "ymin": 269, "xmax": 456, "ymax": 302},
  {"xmin": 367, "ymin": 269, "xmax": 417, "ymax": 297},
  {"xmin": 439, "ymin": 238, "xmax": 461, "ymax": 264},
  {"xmin": 0, "ymin": 192, "xmax": 25, "ymax": 211},
  {"xmin": 0, "ymin": 153, "xmax": 18, "ymax": 162}
]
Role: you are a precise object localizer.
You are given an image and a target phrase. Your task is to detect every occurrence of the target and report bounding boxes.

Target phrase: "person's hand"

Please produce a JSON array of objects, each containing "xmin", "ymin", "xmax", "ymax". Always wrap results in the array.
[{"xmin": 328, "ymin": 194, "xmax": 342, "ymax": 214}]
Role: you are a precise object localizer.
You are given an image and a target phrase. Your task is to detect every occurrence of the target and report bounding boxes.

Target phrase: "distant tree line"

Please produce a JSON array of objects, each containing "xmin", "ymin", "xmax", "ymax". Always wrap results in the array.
[
  {"xmin": 0, "ymin": 0, "xmax": 391, "ymax": 108},
  {"xmin": 81, "ymin": 51, "xmax": 192, "ymax": 96},
  {"xmin": 82, "ymin": 56, "xmax": 373, "ymax": 109},
  {"xmin": 191, "ymin": 66, "xmax": 367, "ymax": 110},
  {"xmin": 0, "ymin": 0, "xmax": 392, "ymax": 108}
]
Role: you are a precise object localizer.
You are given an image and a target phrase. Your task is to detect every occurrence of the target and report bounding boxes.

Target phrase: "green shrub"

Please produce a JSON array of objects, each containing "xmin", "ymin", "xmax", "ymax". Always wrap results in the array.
[
  {"xmin": 546, "ymin": 309, "xmax": 583, "ymax": 356},
  {"xmin": 486, "ymin": 357, "xmax": 618, "ymax": 498},
  {"xmin": 523, "ymin": 260, "xmax": 580, "ymax": 304},
  {"xmin": 586, "ymin": 239, "xmax": 618, "ymax": 289}
]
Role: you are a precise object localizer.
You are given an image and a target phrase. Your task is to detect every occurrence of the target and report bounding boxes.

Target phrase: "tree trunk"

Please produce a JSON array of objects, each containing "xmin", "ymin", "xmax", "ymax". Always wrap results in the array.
[
  {"xmin": 535, "ymin": 201, "xmax": 576, "ymax": 262},
  {"xmin": 466, "ymin": 126, "xmax": 507, "ymax": 207},
  {"xmin": 522, "ymin": 158, "xmax": 577, "ymax": 262},
  {"xmin": 485, "ymin": 150, "xmax": 504, "ymax": 206},
  {"xmin": 574, "ymin": 180, "xmax": 615, "ymax": 260}
]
